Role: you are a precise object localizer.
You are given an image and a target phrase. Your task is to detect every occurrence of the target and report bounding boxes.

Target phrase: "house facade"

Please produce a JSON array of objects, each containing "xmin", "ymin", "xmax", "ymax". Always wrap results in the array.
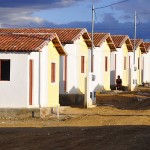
[
  {"xmin": 89, "ymin": 33, "xmax": 116, "ymax": 91},
  {"xmin": 0, "ymin": 28, "xmax": 92, "ymax": 107},
  {"xmin": 54, "ymin": 28, "xmax": 92, "ymax": 95},
  {"xmin": 130, "ymin": 39, "xmax": 146, "ymax": 85},
  {"xmin": 111, "ymin": 35, "xmax": 133, "ymax": 90},
  {"xmin": 0, "ymin": 33, "xmax": 66, "ymax": 108},
  {"xmin": 142, "ymin": 42, "xmax": 150, "ymax": 83}
]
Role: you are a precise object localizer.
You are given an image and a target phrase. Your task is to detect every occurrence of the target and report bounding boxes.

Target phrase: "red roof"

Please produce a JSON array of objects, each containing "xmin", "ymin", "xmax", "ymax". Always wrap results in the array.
[
  {"xmin": 89, "ymin": 33, "xmax": 116, "ymax": 51},
  {"xmin": 130, "ymin": 39, "xmax": 146, "ymax": 53},
  {"xmin": 0, "ymin": 28, "xmax": 92, "ymax": 48},
  {"xmin": 144, "ymin": 42, "xmax": 150, "ymax": 51},
  {"xmin": 111, "ymin": 35, "xmax": 133, "ymax": 51},
  {"xmin": 0, "ymin": 33, "xmax": 66, "ymax": 55}
]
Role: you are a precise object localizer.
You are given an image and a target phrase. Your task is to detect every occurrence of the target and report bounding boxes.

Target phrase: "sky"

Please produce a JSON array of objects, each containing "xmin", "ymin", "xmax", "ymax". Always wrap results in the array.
[{"xmin": 0, "ymin": 0, "xmax": 150, "ymax": 40}]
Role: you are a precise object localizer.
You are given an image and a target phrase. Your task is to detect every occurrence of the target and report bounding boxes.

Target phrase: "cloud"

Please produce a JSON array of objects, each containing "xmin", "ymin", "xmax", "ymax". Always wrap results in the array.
[
  {"xmin": 0, "ymin": 0, "xmax": 150, "ymax": 41},
  {"xmin": 0, "ymin": 0, "xmax": 83, "ymax": 9},
  {"xmin": 0, "ymin": 0, "xmax": 86, "ymax": 26},
  {"xmin": 115, "ymin": 0, "xmax": 150, "ymax": 13},
  {"xmin": 53, "ymin": 14, "xmax": 150, "ymax": 40},
  {"xmin": 1, "ymin": 12, "xmax": 150, "ymax": 40},
  {"xmin": 114, "ymin": 0, "xmax": 150, "ymax": 22}
]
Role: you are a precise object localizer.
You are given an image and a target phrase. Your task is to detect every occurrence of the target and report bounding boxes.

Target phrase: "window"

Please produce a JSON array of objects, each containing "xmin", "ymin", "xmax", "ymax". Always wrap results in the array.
[
  {"xmin": 138, "ymin": 57, "xmax": 140, "ymax": 70},
  {"xmin": 124, "ymin": 57, "xmax": 126, "ymax": 70},
  {"xmin": 105, "ymin": 56, "xmax": 108, "ymax": 72},
  {"xmin": 81, "ymin": 56, "xmax": 85, "ymax": 73},
  {"xmin": 51, "ymin": 63, "xmax": 56, "ymax": 83},
  {"xmin": 0, "ymin": 59, "xmax": 10, "ymax": 81}
]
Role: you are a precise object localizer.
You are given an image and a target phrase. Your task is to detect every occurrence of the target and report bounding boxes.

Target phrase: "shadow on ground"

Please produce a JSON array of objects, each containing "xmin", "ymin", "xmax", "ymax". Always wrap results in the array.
[{"xmin": 0, "ymin": 126, "xmax": 149, "ymax": 150}]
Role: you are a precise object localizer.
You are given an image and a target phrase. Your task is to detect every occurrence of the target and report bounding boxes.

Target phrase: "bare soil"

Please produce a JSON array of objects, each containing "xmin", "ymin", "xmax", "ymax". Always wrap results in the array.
[{"xmin": 0, "ymin": 87, "xmax": 150, "ymax": 150}]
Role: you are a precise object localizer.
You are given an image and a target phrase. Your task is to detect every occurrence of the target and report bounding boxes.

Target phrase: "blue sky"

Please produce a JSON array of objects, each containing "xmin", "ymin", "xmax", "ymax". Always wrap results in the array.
[{"xmin": 0, "ymin": 0, "xmax": 150, "ymax": 40}]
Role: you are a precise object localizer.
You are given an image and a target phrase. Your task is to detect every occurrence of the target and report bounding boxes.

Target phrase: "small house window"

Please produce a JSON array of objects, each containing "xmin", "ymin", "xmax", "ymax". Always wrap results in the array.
[
  {"xmin": 51, "ymin": 63, "xmax": 56, "ymax": 83},
  {"xmin": 81, "ymin": 56, "xmax": 85, "ymax": 73},
  {"xmin": 0, "ymin": 59, "xmax": 10, "ymax": 81},
  {"xmin": 105, "ymin": 56, "xmax": 108, "ymax": 72}
]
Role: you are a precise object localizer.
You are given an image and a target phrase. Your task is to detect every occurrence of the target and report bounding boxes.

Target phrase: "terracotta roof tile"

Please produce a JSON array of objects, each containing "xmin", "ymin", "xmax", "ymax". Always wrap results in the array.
[
  {"xmin": 0, "ymin": 28, "xmax": 92, "ymax": 48},
  {"xmin": 130, "ymin": 39, "xmax": 146, "ymax": 53},
  {"xmin": 111, "ymin": 35, "xmax": 133, "ymax": 51},
  {"xmin": 0, "ymin": 33, "xmax": 66, "ymax": 55},
  {"xmin": 144, "ymin": 42, "xmax": 150, "ymax": 51},
  {"xmin": 89, "ymin": 33, "xmax": 116, "ymax": 51}
]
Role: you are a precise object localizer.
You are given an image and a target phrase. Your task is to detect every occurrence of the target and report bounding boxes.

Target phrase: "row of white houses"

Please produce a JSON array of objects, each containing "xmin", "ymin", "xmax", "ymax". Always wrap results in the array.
[{"xmin": 0, "ymin": 28, "xmax": 150, "ymax": 108}]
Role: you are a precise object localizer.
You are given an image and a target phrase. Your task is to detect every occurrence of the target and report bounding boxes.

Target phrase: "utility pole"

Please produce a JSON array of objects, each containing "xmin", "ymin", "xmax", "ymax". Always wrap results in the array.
[
  {"xmin": 133, "ymin": 11, "xmax": 137, "ymax": 65},
  {"xmin": 91, "ymin": 0, "xmax": 94, "ymax": 72},
  {"xmin": 131, "ymin": 11, "xmax": 137, "ymax": 89}
]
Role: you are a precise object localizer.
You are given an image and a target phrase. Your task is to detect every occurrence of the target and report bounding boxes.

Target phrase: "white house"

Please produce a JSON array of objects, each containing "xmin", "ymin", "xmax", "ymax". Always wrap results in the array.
[
  {"xmin": 89, "ymin": 33, "xmax": 116, "ymax": 91},
  {"xmin": 49, "ymin": 28, "xmax": 92, "ymax": 95},
  {"xmin": 111, "ymin": 35, "xmax": 133, "ymax": 90},
  {"xmin": 0, "ymin": 33, "xmax": 66, "ymax": 108},
  {"xmin": 130, "ymin": 39, "xmax": 146, "ymax": 85},
  {"xmin": 142, "ymin": 42, "xmax": 150, "ymax": 83},
  {"xmin": 0, "ymin": 28, "xmax": 92, "ymax": 107}
]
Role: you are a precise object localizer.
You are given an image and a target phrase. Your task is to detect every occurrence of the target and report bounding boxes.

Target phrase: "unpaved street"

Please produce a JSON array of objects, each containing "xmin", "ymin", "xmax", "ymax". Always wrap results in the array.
[
  {"xmin": 0, "ymin": 105, "xmax": 150, "ymax": 150},
  {"xmin": 0, "ymin": 88, "xmax": 150, "ymax": 150}
]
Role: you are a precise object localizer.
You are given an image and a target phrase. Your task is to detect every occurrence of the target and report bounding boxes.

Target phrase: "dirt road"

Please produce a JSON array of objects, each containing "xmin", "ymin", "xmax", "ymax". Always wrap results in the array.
[
  {"xmin": 0, "ymin": 126, "xmax": 149, "ymax": 150},
  {"xmin": 0, "ymin": 105, "xmax": 150, "ymax": 150},
  {"xmin": 0, "ymin": 87, "xmax": 150, "ymax": 150}
]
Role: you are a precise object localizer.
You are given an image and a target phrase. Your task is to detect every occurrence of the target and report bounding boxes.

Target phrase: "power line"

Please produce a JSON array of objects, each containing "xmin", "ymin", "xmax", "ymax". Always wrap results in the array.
[
  {"xmin": 95, "ymin": 27, "xmax": 150, "ymax": 31},
  {"xmin": 138, "ymin": 13, "xmax": 150, "ymax": 15},
  {"xmin": 95, "ymin": 0, "xmax": 130, "ymax": 10},
  {"xmin": 95, "ymin": 27, "xmax": 132, "ymax": 30}
]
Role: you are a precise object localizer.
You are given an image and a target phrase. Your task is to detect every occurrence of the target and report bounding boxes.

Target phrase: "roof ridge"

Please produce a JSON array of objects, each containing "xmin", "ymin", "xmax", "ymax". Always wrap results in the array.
[{"xmin": 111, "ymin": 34, "xmax": 128, "ymax": 37}]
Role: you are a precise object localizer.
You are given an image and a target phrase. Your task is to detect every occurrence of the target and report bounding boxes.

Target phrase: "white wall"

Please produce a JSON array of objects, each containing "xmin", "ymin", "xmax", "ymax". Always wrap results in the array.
[
  {"xmin": 59, "ymin": 55, "xmax": 64, "ymax": 94},
  {"xmin": 0, "ymin": 46, "xmax": 50, "ymax": 108},
  {"xmin": 28, "ymin": 46, "xmax": 49, "ymax": 108},
  {"xmin": 93, "ymin": 47, "xmax": 103, "ymax": 89},
  {"xmin": 128, "ymin": 51, "xmax": 133, "ymax": 85},
  {"xmin": 110, "ymin": 51, "xmax": 116, "ymax": 85},
  {"xmin": 28, "ymin": 51, "xmax": 40, "ymax": 108},
  {"xmin": 110, "ymin": 48, "xmax": 123, "ymax": 86},
  {"xmin": 0, "ymin": 42, "xmax": 63, "ymax": 108},
  {"xmin": 59, "ymin": 44, "xmax": 77, "ymax": 94},
  {"xmin": 116, "ymin": 48, "xmax": 123, "ymax": 80},
  {"xmin": 86, "ymin": 41, "xmax": 112, "ymax": 106},
  {"xmin": 39, "ymin": 46, "xmax": 49, "ymax": 107},
  {"xmin": 143, "ymin": 52, "xmax": 150, "ymax": 83},
  {"xmin": 92, "ymin": 42, "xmax": 111, "ymax": 91},
  {"xmin": 146, "ymin": 51, "xmax": 150, "ymax": 82},
  {"xmin": 0, "ymin": 52, "xmax": 29, "ymax": 108},
  {"xmin": 128, "ymin": 51, "xmax": 137, "ymax": 90}
]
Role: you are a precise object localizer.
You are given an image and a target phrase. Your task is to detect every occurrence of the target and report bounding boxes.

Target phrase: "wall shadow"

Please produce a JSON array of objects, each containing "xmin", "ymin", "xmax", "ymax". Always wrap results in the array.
[{"xmin": 59, "ymin": 86, "xmax": 84, "ymax": 107}]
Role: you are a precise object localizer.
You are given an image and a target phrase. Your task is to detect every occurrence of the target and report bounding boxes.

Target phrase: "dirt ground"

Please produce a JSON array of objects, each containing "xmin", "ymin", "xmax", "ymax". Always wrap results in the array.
[{"xmin": 0, "ymin": 87, "xmax": 150, "ymax": 150}]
